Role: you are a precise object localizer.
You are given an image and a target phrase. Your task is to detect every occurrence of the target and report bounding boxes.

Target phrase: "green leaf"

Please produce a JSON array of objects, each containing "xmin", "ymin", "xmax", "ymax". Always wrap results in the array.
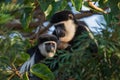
[
  {"xmin": 0, "ymin": 56, "xmax": 9, "ymax": 66},
  {"xmin": 20, "ymin": 52, "xmax": 30, "ymax": 61},
  {"xmin": 71, "ymin": 0, "xmax": 82, "ymax": 11},
  {"xmin": 59, "ymin": 0, "xmax": 68, "ymax": 10},
  {"xmin": 106, "ymin": 0, "xmax": 119, "ymax": 15},
  {"xmin": 15, "ymin": 52, "xmax": 30, "ymax": 65},
  {"xmin": 39, "ymin": 0, "xmax": 54, "ymax": 11},
  {"xmin": 0, "ymin": 3, "xmax": 24, "ymax": 13},
  {"xmin": 30, "ymin": 63, "xmax": 55, "ymax": 80},
  {"xmin": 23, "ymin": 72, "xmax": 29, "ymax": 80},
  {"xmin": 20, "ymin": 7, "xmax": 33, "ymax": 31},
  {"xmin": 0, "ymin": 13, "xmax": 13, "ymax": 24},
  {"xmin": 46, "ymin": 0, "xmax": 68, "ymax": 19}
]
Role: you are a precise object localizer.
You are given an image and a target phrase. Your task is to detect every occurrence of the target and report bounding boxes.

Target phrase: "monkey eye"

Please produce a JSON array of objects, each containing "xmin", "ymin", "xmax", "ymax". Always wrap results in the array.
[
  {"xmin": 45, "ymin": 43, "xmax": 55, "ymax": 47},
  {"xmin": 54, "ymin": 23, "xmax": 64, "ymax": 28}
]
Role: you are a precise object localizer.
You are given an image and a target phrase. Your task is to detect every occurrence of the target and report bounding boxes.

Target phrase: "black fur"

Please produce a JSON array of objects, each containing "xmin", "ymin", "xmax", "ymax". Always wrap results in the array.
[
  {"xmin": 50, "ymin": 10, "xmax": 76, "ymax": 24},
  {"xmin": 27, "ymin": 46, "xmax": 45, "ymax": 63},
  {"xmin": 37, "ymin": 34, "xmax": 58, "ymax": 45}
]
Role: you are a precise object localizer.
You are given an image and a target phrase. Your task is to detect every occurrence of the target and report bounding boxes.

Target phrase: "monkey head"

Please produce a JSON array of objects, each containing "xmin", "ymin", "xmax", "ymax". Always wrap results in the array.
[
  {"xmin": 50, "ymin": 10, "xmax": 78, "ymax": 43},
  {"xmin": 37, "ymin": 34, "xmax": 58, "ymax": 57}
]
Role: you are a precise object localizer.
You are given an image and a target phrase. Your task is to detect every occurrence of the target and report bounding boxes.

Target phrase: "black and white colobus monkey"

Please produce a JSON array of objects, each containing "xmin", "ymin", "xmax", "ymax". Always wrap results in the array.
[
  {"xmin": 50, "ymin": 10, "xmax": 98, "ymax": 52},
  {"xmin": 19, "ymin": 34, "xmax": 58, "ymax": 79}
]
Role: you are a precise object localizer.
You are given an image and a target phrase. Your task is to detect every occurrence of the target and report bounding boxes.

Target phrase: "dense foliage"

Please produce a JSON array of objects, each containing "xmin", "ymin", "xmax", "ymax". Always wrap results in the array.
[{"xmin": 0, "ymin": 0, "xmax": 120, "ymax": 80}]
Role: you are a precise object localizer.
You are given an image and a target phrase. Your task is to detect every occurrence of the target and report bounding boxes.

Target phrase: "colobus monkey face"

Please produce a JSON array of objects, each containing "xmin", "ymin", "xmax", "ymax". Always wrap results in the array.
[
  {"xmin": 38, "ymin": 41, "xmax": 57, "ymax": 57},
  {"xmin": 50, "ymin": 10, "xmax": 77, "ymax": 42},
  {"xmin": 38, "ymin": 34, "xmax": 58, "ymax": 57}
]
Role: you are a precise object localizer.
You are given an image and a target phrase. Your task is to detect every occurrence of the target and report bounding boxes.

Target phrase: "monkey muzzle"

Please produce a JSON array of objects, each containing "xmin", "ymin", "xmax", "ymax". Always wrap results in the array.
[
  {"xmin": 45, "ymin": 43, "xmax": 55, "ymax": 53},
  {"xmin": 54, "ymin": 24, "xmax": 66, "ymax": 38},
  {"xmin": 55, "ymin": 27, "xmax": 65, "ymax": 37},
  {"xmin": 38, "ymin": 41, "xmax": 57, "ymax": 58},
  {"xmin": 44, "ymin": 41, "xmax": 57, "ymax": 53}
]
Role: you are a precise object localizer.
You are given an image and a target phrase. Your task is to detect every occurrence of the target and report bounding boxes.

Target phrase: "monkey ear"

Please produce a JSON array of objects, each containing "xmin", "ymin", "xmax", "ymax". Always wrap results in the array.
[{"xmin": 68, "ymin": 14, "xmax": 74, "ymax": 19}]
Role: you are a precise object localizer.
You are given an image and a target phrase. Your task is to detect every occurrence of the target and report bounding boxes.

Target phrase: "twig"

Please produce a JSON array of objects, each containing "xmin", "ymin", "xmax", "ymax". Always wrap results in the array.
[
  {"xmin": 29, "ymin": 23, "xmax": 53, "ymax": 40},
  {"xmin": 75, "ymin": 10, "xmax": 99, "ymax": 19},
  {"xmin": 8, "ymin": 63, "xmax": 22, "ymax": 80},
  {"xmin": 8, "ymin": 73, "xmax": 15, "ymax": 80}
]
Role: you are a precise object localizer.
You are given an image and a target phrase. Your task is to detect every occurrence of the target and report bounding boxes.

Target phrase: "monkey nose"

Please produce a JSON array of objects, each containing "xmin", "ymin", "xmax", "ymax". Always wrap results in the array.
[
  {"xmin": 55, "ymin": 29, "xmax": 61, "ymax": 35},
  {"xmin": 56, "ymin": 29, "xmax": 65, "ymax": 37},
  {"xmin": 46, "ymin": 46, "xmax": 55, "ymax": 53}
]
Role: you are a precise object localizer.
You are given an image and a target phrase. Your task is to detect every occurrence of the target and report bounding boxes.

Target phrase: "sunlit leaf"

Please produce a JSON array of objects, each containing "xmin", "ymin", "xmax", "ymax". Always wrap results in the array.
[
  {"xmin": 0, "ymin": 3, "xmax": 24, "ymax": 13},
  {"xmin": 39, "ymin": 0, "xmax": 54, "ymax": 11},
  {"xmin": 118, "ymin": 2, "xmax": 120, "ymax": 9},
  {"xmin": 45, "ymin": 5, "xmax": 52, "ymax": 17},
  {"xmin": 0, "ymin": 14, "xmax": 13, "ymax": 24}
]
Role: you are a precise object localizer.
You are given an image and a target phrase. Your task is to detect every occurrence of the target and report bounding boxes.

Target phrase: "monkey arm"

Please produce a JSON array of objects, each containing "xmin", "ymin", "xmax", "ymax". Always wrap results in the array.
[{"xmin": 77, "ymin": 21, "xmax": 98, "ymax": 53}]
